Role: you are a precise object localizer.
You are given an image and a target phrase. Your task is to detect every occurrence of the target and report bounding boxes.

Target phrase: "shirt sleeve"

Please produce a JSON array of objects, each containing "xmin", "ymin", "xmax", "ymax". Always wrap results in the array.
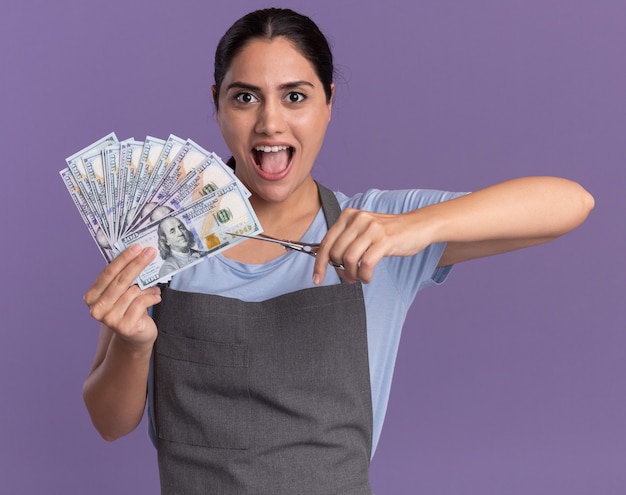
[{"xmin": 342, "ymin": 188, "xmax": 467, "ymax": 308}]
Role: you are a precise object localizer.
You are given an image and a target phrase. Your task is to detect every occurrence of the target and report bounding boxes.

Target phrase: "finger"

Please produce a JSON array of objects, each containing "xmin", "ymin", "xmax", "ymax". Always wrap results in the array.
[
  {"xmin": 313, "ymin": 223, "xmax": 345, "ymax": 285},
  {"xmin": 315, "ymin": 207, "xmax": 379, "ymax": 284},
  {"xmin": 312, "ymin": 260, "xmax": 328, "ymax": 286},
  {"xmin": 333, "ymin": 233, "xmax": 372, "ymax": 281},
  {"xmin": 86, "ymin": 247, "xmax": 157, "ymax": 316},
  {"xmin": 96, "ymin": 284, "xmax": 159, "ymax": 329},
  {"xmin": 114, "ymin": 289, "xmax": 162, "ymax": 343},
  {"xmin": 84, "ymin": 245, "xmax": 143, "ymax": 305},
  {"xmin": 122, "ymin": 287, "xmax": 161, "ymax": 326},
  {"xmin": 335, "ymin": 267, "xmax": 357, "ymax": 284},
  {"xmin": 354, "ymin": 244, "xmax": 386, "ymax": 284}
]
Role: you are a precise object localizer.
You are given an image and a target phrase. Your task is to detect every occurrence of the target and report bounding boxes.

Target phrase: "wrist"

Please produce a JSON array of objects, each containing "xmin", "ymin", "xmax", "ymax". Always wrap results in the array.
[
  {"xmin": 110, "ymin": 333, "xmax": 155, "ymax": 360},
  {"xmin": 400, "ymin": 206, "xmax": 445, "ymax": 255}
]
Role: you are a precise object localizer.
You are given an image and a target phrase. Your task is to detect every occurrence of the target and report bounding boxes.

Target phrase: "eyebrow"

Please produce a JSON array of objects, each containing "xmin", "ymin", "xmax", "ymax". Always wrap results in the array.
[{"xmin": 226, "ymin": 80, "xmax": 316, "ymax": 92}]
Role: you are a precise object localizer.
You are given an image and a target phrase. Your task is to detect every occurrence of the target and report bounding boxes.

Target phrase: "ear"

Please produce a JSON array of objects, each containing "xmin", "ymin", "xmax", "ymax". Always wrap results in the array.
[
  {"xmin": 211, "ymin": 85, "xmax": 219, "ymax": 109},
  {"xmin": 328, "ymin": 83, "xmax": 335, "ymax": 121}
]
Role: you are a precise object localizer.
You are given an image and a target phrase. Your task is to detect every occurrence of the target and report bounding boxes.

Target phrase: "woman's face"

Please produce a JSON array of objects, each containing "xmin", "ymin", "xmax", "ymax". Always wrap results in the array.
[{"xmin": 215, "ymin": 37, "xmax": 334, "ymax": 205}]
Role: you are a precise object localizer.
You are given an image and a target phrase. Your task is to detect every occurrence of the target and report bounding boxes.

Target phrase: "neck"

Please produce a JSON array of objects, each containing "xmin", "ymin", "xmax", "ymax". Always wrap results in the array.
[{"xmin": 250, "ymin": 178, "xmax": 321, "ymax": 237}]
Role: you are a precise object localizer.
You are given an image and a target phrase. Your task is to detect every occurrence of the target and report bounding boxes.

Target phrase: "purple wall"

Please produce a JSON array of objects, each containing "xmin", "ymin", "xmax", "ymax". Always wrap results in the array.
[{"xmin": 1, "ymin": 1, "xmax": 623, "ymax": 493}]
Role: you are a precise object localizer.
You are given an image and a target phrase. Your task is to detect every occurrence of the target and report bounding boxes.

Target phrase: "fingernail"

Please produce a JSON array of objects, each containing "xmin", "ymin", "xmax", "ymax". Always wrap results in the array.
[
  {"xmin": 312, "ymin": 274, "xmax": 320, "ymax": 285},
  {"xmin": 129, "ymin": 244, "xmax": 141, "ymax": 254},
  {"xmin": 143, "ymin": 247, "xmax": 156, "ymax": 258}
]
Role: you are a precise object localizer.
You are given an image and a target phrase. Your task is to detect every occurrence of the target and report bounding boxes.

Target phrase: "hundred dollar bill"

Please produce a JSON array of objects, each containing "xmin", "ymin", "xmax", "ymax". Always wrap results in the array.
[
  {"xmin": 103, "ymin": 143, "xmax": 121, "ymax": 241},
  {"xmin": 123, "ymin": 136, "xmax": 166, "ymax": 237},
  {"xmin": 127, "ymin": 134, "xmax": 186, "ymax": 231},
  {"xmin": 59, "ymin": 168, "xmax": 116, "ymax": 262},
  {"xmin": 135, "ymin": 149, "xmax": 244, "ymax": 227},
  {"xmin": 199, "ymin": 153, "xmax": 250, "ymax": 198},
  {"xmin": 65, "ymin": 132, "xmax": 119, "ymax": 236},
  {"xmin": 141, "ymin": 152, "xmax": 240, "ymax": 223},
  {"xmin": 152, "ymin": 139, "xmax": 212, "ymax": 202},
  {"xmin": 117, "ymin": 139, "xmax": 144, "ymax": 238},
  {"xmin": 117, "ymin": 181, "xmax": 262, "ymax": 289},
  {"xmin": 83, "ymin": 148, "xmax": 112, "ymax": 237},
  {"xmin": 130, "ymin": 139, "xmax": 213, "ymax": 230},
  {"xmin": 65, "ymin": 132, "xmax": 119, "ymax": 174}
]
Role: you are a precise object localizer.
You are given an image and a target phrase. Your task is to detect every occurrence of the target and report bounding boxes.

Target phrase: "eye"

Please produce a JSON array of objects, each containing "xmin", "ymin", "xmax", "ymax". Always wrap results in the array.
[
  {"xmin": 285, "ymin": 92, "xmax": 306, "ymax": 103},
  {"xmin": 234, "ymin": 92, "xmax": 258, "ymax": 104}
]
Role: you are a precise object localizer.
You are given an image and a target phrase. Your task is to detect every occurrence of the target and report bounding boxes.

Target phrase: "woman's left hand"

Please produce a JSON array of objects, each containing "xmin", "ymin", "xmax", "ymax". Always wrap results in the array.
[{"xmin": 313, "ymin": 208, "xmax": 431, "ymax": 285}]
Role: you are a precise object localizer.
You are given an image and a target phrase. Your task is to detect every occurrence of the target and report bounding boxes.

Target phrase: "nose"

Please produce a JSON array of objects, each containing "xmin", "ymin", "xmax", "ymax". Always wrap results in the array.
[{"xmin": 255, "ymin": 99, "xmax": 285, "ymax": 136}]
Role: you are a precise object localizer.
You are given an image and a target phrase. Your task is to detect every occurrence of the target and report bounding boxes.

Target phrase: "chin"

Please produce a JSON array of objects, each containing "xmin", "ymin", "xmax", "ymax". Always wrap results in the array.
[{"xmin": 254, "ymin": 179, "xmax": 312, "ymax": 206}]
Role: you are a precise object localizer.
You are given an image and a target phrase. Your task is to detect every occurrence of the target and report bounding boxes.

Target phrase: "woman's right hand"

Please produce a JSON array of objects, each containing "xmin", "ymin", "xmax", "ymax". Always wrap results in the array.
[
  {"xmin": 83, "ymin": 244, "xmax": 162, "ymax": 347},
  {"xmin": 83, "ymin": 245, "xmax": 162, "ymax": 440}
]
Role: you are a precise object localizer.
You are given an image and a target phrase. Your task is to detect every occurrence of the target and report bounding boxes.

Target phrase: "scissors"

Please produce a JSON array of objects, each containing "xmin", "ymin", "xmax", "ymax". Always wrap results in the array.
[{"xmin": 229, "ymin": 232, "xmax": 344, "ymax": 269}]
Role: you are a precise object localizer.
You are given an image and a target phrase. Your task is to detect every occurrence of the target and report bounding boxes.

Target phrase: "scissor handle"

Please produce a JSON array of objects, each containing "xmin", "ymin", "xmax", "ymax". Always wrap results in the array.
[
  {"xmin": 284, "ymin": 240, "xmax": 319, "ymax": 254},
  {"xmin": 285, "ymin": 241, "xmax": 344, "ymax": 269}
]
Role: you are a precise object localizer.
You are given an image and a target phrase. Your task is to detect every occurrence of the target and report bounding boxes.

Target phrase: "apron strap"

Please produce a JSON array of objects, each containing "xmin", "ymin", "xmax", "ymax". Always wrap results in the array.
[
  {"xmin": 315, "ymin": 181, "xmax": 342, "ymax": 228},
  {"xmin": 315, "ymin": 181, "xmax": 351, "ymax": 284}
]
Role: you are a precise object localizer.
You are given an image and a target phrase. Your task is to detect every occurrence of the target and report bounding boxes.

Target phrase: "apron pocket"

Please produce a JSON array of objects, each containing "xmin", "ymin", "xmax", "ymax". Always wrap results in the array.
[{"xmin": 155, "ymin": 331, "xmax": 250, "ymax": 450}]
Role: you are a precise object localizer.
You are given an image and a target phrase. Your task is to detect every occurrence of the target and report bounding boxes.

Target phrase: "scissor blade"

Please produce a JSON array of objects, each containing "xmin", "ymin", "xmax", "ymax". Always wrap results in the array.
[
  {"xmin": 229, "ymin": 232, "xmax": 292, "ymax": 248},
  {"xmin": 229, "ymin": 232, "xmax": 344, "ymax": 269}
]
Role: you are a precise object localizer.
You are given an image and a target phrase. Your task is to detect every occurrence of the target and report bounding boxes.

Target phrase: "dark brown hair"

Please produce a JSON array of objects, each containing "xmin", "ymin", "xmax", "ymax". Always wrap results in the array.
[{"xmin": 213, "ymin": 8, "xmax": 334, "ymax": 106}]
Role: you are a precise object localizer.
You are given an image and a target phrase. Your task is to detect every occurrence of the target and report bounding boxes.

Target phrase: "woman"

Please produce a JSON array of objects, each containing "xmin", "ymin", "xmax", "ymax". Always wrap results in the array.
[{"xmin": 82, "ymin": 8, "xmax": 594, "ymax": 494}]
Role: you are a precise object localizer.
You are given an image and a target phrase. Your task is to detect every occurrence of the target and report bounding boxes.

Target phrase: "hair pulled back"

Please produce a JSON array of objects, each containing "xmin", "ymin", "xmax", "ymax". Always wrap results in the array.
[{"xmin": 213, "ymin": 8, "xmax": 334, "ymax": 105}]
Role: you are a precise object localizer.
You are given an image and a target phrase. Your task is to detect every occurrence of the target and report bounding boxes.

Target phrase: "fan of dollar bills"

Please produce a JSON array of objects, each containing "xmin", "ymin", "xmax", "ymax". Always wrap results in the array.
[{"xmin": 60, "ymin": 133, "xmax": 262, "ymax": 288}]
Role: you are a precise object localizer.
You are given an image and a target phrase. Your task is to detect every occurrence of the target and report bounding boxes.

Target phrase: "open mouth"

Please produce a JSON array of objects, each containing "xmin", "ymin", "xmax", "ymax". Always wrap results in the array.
[{"xmin": 253, "ymin": 145, "xmax": 294, "ymax": 174}]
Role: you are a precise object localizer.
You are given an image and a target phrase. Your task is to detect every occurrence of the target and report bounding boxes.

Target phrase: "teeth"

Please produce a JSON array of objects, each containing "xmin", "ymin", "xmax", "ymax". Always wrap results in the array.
[{"xmin": 254, "ymin": 145, "xmax": 290, "ymax": 153}]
